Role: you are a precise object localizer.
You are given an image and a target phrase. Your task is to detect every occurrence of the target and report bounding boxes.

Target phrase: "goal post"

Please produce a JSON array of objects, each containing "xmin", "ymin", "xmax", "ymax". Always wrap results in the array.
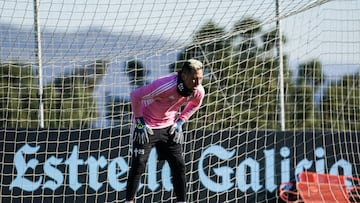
[{"xmin": 1, "ymin": 0, "xmax": 360, "ymax": 202}]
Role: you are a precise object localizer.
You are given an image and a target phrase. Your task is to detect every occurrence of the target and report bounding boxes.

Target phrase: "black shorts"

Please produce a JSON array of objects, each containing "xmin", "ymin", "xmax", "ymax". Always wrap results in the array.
[{"xmin": 132, "ymin": 125, "xmax": 183, "ymax": 161}]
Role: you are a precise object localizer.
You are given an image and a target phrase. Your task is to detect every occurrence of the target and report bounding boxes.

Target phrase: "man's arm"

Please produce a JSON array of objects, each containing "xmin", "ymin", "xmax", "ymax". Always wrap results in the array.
[
  {"xmin": 130, "ymin": 87, "xmax": 145, "ymax": 118},
  {"xmin": 130, "ymin": 84, "xmax": 159, "ymax": 144},
  {"xmin": 170, "ymin": 87, "xmax": 205, "ymax": 144},
  {"xmin": 178, "ymin": 86, "xmax": 205, "ymax": 122}
]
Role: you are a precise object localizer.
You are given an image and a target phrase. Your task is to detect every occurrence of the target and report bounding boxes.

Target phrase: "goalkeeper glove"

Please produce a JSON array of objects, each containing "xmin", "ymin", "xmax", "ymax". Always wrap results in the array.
[
  {"xmin": 169, "ymin": 119, "xmax": 184, "ymax": 144},
  {"xmin": 133, "ymin": 117, "xmax": 153, "ymax": 144}
]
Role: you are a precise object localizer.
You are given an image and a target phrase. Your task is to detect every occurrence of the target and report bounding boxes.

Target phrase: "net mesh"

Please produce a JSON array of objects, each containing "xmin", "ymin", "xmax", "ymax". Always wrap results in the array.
[{"xmin": 1, "ymin": 0, "xmax": 360, "ymax": 202}]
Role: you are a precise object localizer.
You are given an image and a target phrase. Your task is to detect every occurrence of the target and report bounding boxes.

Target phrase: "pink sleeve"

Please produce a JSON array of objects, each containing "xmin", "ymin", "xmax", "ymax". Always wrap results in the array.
[
  {"xmin": 178, "ymin": 86, "xmax": 205, "ymax": 122},
  {"xmin": 130, "ymin": 88, "xmax": 144, "ymax": 118}
]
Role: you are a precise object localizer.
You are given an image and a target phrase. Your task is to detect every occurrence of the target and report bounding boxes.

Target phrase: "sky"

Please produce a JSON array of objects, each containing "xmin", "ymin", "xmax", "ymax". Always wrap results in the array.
[
  {"xmin": 1, "ymin": 0, "xmax": 359, "ymax": 70},
  {"xmin": 280, "ymin": 0, "xmax": 360, "ymax": 80}
]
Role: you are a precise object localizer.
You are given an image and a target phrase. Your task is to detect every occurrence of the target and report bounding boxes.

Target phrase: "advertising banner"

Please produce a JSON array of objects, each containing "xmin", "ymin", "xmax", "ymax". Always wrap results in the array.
[{"xmin": 1, "ymin": 129, "xmax": 359, "ymax": 202}]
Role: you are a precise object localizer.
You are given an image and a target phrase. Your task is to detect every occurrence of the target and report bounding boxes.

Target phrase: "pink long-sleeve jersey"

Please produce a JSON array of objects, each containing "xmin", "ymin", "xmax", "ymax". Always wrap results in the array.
[{"xmin": 130, "ymin": 73, "xmax": 205, "ymax": 129}]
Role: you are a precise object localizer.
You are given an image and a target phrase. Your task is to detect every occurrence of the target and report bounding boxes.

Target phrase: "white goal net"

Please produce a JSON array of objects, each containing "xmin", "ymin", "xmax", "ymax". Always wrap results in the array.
[{"xmin": 1, "ymin": 0, "xmax": 360, "ymax": 202}]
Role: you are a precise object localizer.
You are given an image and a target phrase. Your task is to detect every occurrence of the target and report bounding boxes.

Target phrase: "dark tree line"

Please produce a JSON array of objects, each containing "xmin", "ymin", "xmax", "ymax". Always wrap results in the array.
[{"xmin": 0, "ymin": 60, "xmax": 106, "ymax": 128}]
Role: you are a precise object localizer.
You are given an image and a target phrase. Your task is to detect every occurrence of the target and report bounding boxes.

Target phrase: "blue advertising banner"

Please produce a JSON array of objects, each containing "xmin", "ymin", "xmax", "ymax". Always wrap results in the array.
[{"xmin": 0, "ymin": 129, "xmax": 359, "ymax": 202}]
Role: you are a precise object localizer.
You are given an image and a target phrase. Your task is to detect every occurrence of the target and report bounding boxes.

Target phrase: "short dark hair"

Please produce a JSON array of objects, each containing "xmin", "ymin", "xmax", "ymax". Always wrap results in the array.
[{"xmin": 182, "ymin": 59, "xmax": 203, "ymax": 74}]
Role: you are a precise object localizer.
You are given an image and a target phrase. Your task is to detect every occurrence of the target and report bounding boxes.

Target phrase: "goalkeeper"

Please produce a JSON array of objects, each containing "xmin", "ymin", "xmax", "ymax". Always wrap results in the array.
[{"xmin": 125, "ymin": 59, "xmax": 205, "ymax": 203}]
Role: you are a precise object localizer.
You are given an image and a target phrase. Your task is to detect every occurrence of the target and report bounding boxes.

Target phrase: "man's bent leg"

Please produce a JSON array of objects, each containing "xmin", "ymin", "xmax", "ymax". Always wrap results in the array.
[
  {"xmin": 125, "ymin": 142, "xmax": 152, "ymax": 201},
  {"xmin": 166, "ymin": 143, "xmax": 186, "ymax": 202}
]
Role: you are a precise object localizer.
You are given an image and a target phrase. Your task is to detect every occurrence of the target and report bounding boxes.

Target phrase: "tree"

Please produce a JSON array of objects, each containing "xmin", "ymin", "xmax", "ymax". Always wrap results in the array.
[
  {"xmin": 261, "ymin": 28, "xmax": 287, "ymax": 56},
  {"xmin": 173, "ymin": 20, "xmax": 232, "ymax": 130},
  {"xmin": 44, "ymin": 79, "xmax": 97, "ymax": 128},
  {"xmin": 286, "ymin": 59, "xmax": 324, "ymax": 129},
  {"xmin": 172, "ymin": 17, "xmax": 293, "ymax": 130},
  {"xmin": 297, "ymin": 59, "xmax": 323, "ymax": 87},
  {"xmin": 106, "ymin": 58, "xmax": 149, "ymax": 126},
  {"xmin": 232, "ymin": 17, "xmax": 262, "ymax": 59},
  {"xmin": 125, "ymin": 58, "xmax": 148, "ymax": 88},
  {"xmin": 229, "ymin": 17, "xmax": 292, "ymax": 130},
  {"xmin": 322, "ymin": 73, "xmax": 360, "ymax": 131},
  {"xmin": 46, "ymin": 59, "xmax": 107, "ymax": 128},
  {"xmin": 0, "ymin": 60, "xmax": 106, "ymax": 128},
  {"xmin": 105, "ymin": 93, "xmax": 131, "ymax": 126},
  {"xmin": 169, "ymin": 20, "xmax": 230, "ymax": 74},
  {"xmin": 0, "ymin": 62, "xmax": 38, "ymax": 127}
]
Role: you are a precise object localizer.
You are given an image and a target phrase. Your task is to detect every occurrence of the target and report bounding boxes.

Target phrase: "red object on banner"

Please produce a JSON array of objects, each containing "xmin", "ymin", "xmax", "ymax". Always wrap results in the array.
[{"xmin": 279, "ymin": 171, "xmax": 360, "ymax": 203}]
